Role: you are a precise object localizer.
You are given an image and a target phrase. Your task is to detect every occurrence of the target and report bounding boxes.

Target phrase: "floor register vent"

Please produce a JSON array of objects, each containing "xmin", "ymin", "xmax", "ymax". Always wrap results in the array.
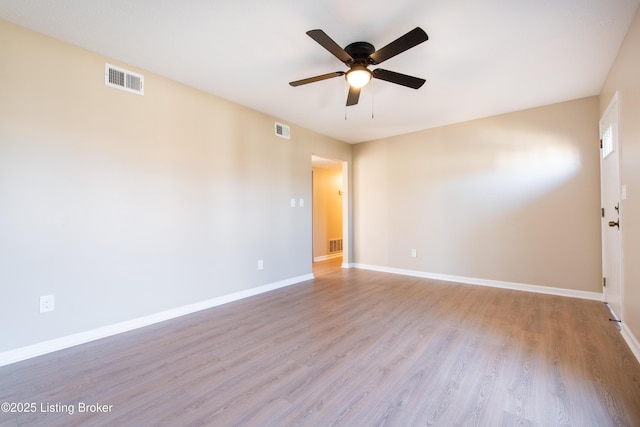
[
  {"xmin": 105, "ymin": 63, "xmax": 144, "ymax": 95},
  {"xmin": 329, "ymin": 238, "xmax": 343, "ymax": 254}
]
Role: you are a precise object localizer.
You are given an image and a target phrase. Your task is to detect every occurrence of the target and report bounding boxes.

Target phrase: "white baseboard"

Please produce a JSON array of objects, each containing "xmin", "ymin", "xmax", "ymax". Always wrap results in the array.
[
  {"xmin": 313, "ymin": 253, "xmax": 342, "ymax": 262},
  {"xmin": 352, "ymin": 263, "xmax": 603, "ymax": 301},
  {"xmin": 621, "ymin": 323, "xmax": 640, "ymax": 364},
  {"xmin": 0, "ymin": 273, "xmax": 314, "ymax": 367}
]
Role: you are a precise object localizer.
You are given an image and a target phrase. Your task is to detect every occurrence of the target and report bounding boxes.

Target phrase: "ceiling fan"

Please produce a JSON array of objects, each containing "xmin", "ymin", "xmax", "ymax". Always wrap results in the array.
[{"xmin": 289, "ymin": 27, "xmax": 429, "ymax": 106}]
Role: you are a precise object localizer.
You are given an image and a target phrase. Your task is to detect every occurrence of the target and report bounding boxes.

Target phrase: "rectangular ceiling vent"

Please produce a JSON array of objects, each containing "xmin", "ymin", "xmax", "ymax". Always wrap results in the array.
[
  {"xmin": 105, "ymin": 63, "xmax": 144, "ymax": 95},
  {"xmin": 275, "ymin": 122, "xmax": 291, "ymax": 139}
]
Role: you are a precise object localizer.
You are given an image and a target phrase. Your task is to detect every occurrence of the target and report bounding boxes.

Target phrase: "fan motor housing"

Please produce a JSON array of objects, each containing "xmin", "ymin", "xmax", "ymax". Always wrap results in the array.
[{"xmin": 344, "ymin": 41, "xmax": 375, "ymax": 64}]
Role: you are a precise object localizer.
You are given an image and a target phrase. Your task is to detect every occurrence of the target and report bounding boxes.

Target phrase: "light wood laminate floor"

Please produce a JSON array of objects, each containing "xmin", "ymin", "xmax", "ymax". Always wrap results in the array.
[{"xmin": 1, "ymin": 260, "xmax": 640, "ymax": 426}]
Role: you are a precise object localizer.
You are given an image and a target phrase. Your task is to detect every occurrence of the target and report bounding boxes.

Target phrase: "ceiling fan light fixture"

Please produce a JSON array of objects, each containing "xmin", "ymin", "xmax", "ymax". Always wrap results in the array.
[
  {"xmin": 346, "ymin": 66, "xmax": 372, "ymax": 88},
  {"xmin": 291, "ymin": 28, "xmax": 428, "ymax": 106}
]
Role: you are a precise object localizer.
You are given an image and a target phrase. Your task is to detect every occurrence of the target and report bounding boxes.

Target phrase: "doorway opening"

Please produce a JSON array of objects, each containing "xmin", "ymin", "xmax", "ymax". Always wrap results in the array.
[{"xmin": 312, "ymin": 155, "xmax": 347, "ymax": 276}]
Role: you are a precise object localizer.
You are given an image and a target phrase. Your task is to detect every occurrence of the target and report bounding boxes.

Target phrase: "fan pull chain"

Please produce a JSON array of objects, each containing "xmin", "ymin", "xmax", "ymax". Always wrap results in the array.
[
  {"xmin": 344, "ymin": 80, "xmax": 348, "ymax": 120},
  {"xmin": 371, "ymin": 79, "xmax": 375, "ymax": 119}
]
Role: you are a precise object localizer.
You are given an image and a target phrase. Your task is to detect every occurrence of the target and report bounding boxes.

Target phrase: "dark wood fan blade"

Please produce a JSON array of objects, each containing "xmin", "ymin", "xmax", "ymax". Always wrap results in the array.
[
  {"xmin": 346, "ymin": 85, "xmax": 361, "ymax": 106},
  {"xmin": 372, "ymin": 69, "xmax": 426, "ymax": 89},
  {"xmin": 307, "ymin": 29, "xmax": 353, "ymax": 64},
  {"xmin": 369, "ymin": 27, "xmax": 428, "ymax": 65},
  {"xmin": 289, "ymin": 71, "xmax": 345, "ymax": 87}
]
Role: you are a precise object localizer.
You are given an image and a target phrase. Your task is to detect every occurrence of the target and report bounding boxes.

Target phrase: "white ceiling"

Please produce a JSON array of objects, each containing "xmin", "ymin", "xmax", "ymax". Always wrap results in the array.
[{"xmin": 1, "ymin": 0, "xmax": 638, "ymax": 144}]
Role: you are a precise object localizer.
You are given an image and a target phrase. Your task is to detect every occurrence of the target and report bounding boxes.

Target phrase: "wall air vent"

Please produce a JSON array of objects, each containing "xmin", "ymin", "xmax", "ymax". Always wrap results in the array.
[
  {"xmin": 275, "ymin": 122, "xmax": 291, "ymax": 139},
  {"xmin": 105, "ymin": 63, "xmax": 144, "ymax": 95}
]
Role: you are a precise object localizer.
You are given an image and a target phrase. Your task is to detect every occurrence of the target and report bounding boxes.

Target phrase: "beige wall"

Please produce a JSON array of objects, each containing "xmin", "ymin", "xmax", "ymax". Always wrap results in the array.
[
  {"xmin": 312, "ymin": 167, "xmax": 343, "ymax": 259},
  {"xmin": 354, "ymin": 97, "xmax": 602, "ymax": 292},
  {"xmin": 600, "ymin": 7, "xmax": 640, "ymax": 345},
  {"xmin": 0, "ymin": 20, "xmax": 352, "ymax": 352}
]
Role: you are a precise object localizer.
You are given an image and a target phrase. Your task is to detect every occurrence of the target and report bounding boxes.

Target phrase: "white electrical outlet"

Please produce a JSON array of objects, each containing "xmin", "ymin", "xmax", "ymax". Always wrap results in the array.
[
  {"xmin": 299, "ymin": 198, "xmax": 304, "ymax": 207},
  {"xmin": 40, "ymin": 295, "xmax": 55, "ymax": 313},
  {"xmin": 411, "ymin": 249, "xmax": 417, "ymax": 258},
  {"xmin": 258, "ymin": 259, "xmax": 264, "ymax": 270}
]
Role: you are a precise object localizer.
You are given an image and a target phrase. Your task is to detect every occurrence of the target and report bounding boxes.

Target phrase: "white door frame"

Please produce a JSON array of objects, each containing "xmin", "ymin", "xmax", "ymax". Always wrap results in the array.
[
  {"xmin": 600, "ymin": 91, "xmax": 624, "ymax": 320},
  {"xmin": 341, "ymin": 160, "xmax": 351, "ymax": 268}
]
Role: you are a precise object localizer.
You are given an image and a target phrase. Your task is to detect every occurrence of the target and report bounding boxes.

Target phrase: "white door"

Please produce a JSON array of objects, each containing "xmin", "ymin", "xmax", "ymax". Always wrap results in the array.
[{"xmin": 600, "ymin": 92, "xmax": 623, "ymax": 321}]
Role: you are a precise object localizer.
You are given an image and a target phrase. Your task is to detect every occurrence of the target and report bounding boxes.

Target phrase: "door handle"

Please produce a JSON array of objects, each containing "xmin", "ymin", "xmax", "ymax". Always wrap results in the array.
[{"xmin": 609, "ymin": 220, "xmax": 619, "ymax": 228}]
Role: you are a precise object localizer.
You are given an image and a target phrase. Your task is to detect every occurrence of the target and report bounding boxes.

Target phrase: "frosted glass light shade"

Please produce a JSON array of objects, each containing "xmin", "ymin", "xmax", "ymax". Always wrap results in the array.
[{"xmin": 346, "ymin": 67, "xmax": 372, "ymax": 88}]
